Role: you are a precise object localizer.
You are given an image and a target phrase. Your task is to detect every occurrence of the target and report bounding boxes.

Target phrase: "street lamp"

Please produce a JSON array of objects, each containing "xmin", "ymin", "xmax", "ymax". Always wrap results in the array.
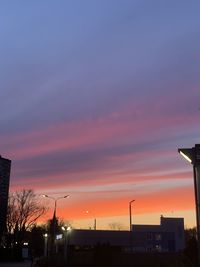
[
  {"xmin": 178, "ymin": 144, "xmax": 200, "ymax": 264},
  {"xmin": 129, "ymin": 200, "xmax": 135, "ymax": 231},
  {"xmin": 42, "ymin": 194, "xmax": 69, "ymax": 253},
  {"xmin": 42, "ymin": 195, "xmax": 69, "ymax": 219},
  {"xmin": 129, "ymin": 199, "xmax": 135, "ymax": 251},
  {"xmin": 62, "ymin": 226, "xmax": 71, "ymax": 265},
  {"xmin": 86, "ymin": 210, "xmax": 96, "ymax": 230},
  {"xmin": 43, "ymin": 233, "xmax": 48, "ymax": 257}
]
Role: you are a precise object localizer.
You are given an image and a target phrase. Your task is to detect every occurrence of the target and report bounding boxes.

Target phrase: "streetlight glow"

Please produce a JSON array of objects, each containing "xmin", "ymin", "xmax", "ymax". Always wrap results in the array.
[
  {"xmin": 179, "ymin": 150, "xmax": 192, "ymax": 163},
  {"xmin": 62, "ymin": 226, "xmax": 71, "ymax": 231}
]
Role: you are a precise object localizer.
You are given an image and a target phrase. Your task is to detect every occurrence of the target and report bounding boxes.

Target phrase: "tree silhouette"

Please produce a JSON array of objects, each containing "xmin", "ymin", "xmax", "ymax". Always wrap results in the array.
[{"xmin": 6, "ymin": 189, "xmax": 47, "ymax": 245}]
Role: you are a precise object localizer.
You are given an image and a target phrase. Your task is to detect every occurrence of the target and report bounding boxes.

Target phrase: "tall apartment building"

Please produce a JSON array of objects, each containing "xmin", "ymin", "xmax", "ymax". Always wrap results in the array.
[{"xmin": 0, "ymin": 156, "xmax": 11, "ymax": 242}]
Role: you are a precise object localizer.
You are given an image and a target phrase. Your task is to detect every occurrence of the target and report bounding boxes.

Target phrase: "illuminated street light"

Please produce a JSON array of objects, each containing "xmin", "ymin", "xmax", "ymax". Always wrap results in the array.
[
  {"xmin": 179, "ymin": 150, "xmax": 193, "ymax": 164},
  {"xmin": 178, "ymin": 144, "xmax": 200, "ymax": 264},
  {"xmin": 42, "ymin": 194, "xmax": 69, "ymax": 253},
  {"xmin": 86, "ymin": 210, "xmax": 96, "ymax": 230},
  {"xmin": 62, "ymin": 226, "xmax": 72, "ymax": 264},
  {"xmin": 43, "ymin": 233, "xmax": 48, "ymax": 257},
  {"xmin": 62, "ymin": 226, "xmax": 71, "ymax": 232},
  {"xmin": 42, "ymin": 195, "xmax": 69, "ymax": 219}
]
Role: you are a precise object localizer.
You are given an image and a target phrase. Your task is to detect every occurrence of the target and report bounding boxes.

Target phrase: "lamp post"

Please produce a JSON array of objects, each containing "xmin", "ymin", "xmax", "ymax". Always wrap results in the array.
[
  {"xmin": 43, "ymin": 233, "xmax": 48, "ymax": 257},
  {"xmin": 42, "ymin": 194, "xmax": 69, "ymax": 219},
  {"xmin": 129, "ymin": 199, "xmax": 135, "ymax": 251},
  {"xmin": 129, "ymin": 200, "xmax": 135, "ymax": 232},
  {"xmin": 62, "ymin": 226, "xmax": 71, "ymax": 265},
  {"xmin": 42, "ymin": 194, "xmax": 69, "ymax": 253},
  {"xmin": 86, "ymin": 210, "xmax": 96, "ymax": 230},
  {"xmin": 178, "ymin": 144, "xmax": 200, "ymax": 265}
]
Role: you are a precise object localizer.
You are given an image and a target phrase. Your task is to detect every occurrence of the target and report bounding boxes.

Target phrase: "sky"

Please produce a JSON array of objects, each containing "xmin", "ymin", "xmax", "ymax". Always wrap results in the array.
[{"xmin": 0, "ymin": 0, "xmax": 200, "ymax": 229}]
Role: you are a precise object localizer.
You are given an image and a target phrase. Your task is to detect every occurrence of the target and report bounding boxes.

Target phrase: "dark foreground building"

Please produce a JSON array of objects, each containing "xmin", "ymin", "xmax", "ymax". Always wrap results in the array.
[
  {"xmin": 34, "ymin": 216, "xmax": 186, "ymax": 267},
  {"xmin": 132, "ymin": 216, "xmax": 185, "ymax": 252},
  {"xmin": 0, "ymin": 156, "xmax": 11, "ymax": 244},
  {"xmin": 56, "ymin": 216, "xmax": 185, "ymax": 253}
]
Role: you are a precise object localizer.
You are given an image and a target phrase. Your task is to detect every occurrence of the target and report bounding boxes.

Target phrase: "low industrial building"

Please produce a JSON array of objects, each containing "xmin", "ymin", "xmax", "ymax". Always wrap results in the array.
[{"xmin": 64, "ymin": 216, "xmax": 185, "ymax": 253}]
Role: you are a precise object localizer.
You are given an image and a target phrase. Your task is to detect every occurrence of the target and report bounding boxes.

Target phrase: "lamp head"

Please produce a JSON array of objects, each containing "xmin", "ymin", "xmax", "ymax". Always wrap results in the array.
[
  {"xmin": 178, "ymin": 145, "xmax": 200, "ymax": 166},
  {"xmin": 178, "ymin": 149, "xmax": 192, "ymax": 164},
  {"xmin": 62, "ymin": 226, "xmax": 71, "ymax": 231}
]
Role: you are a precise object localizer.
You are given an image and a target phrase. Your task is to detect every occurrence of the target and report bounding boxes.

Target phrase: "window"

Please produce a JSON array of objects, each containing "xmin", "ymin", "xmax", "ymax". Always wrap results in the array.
[
  {"xmin": 155, "ymin": 234, "xmax": 162, "ymax": 241},
  {"xmin": 147, "ymin": 233, "xmax": 153, "ymax": 240},
  {"xmin": 146, "ymin": 246, "xmax": 152, "ymax": 252}
]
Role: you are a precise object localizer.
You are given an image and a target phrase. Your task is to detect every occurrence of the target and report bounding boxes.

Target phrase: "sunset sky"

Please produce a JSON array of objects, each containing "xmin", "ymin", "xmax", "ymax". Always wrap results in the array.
[{"xmin": 0, "ymin": 0, "xmax": 200, "ymax": 229}]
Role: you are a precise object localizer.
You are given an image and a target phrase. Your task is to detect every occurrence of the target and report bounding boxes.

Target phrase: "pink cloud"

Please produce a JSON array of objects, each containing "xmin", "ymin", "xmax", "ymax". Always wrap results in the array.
[{"xmin": 3, "ymin": 101, "xmax": 200, "ymax": 162}]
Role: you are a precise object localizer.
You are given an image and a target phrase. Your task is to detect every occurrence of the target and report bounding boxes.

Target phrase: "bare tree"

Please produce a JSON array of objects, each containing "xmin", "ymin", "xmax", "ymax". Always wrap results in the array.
[
  {"xmin": 7, "ymin": 189, "xmax": 47, "ymax": 243},
  {"xmin": 108, "ymin": 222, "xmax": 124, "ymax": 230}
]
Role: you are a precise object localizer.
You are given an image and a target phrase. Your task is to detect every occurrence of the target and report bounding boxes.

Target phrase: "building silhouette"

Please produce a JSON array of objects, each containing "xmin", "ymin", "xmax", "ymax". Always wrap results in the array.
[
  {"xmin": 132, "ymin": 215, "xmax": 185, "ymax": 252},
  {"xmin": 56, "ymin": 216, "xmax": 185, "ymax": 253},
  {"xmin": 0, "ymin": 156, "xmax": 11, "ymax": 244}
]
